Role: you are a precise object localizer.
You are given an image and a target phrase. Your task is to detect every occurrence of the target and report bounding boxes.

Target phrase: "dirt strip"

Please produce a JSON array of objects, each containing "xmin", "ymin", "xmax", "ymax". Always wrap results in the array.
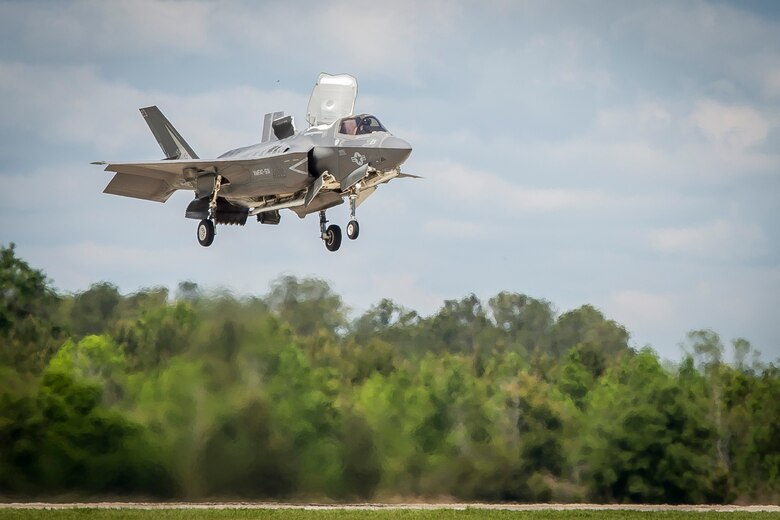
[{"xmin": 0, "ymin": 503, "xmax": 778, "ymax": 512}]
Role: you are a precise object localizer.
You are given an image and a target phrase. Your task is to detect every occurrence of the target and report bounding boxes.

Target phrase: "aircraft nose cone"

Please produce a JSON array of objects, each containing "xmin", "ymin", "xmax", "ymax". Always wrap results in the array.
[{"xmin": 382, "ymin": 136, "xmax": 412, "ymax": 167}]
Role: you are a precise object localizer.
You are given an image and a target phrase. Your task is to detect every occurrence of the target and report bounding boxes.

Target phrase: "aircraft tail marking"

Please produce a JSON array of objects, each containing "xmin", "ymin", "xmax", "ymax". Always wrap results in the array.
[{"xmin": 140, "ymin": 106, "xmax": 199, "ymax": 160}]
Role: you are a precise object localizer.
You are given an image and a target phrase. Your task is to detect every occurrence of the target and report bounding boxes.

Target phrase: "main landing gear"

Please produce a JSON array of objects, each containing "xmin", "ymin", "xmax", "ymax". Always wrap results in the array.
[
  {"xmin": 197, "ymin": 174, "xmax": 222, "ymax": 247},
  {"xmin": 319, "ymin": 210, "xmax": 342, "ymax": 252},
  {"xmin": 197, "ymin": 219, "xmax": 215, "ymax": 247}
]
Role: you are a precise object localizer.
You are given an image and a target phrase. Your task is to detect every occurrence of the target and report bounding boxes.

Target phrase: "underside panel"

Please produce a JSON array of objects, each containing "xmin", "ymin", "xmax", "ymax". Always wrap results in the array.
[{"xmin": 291, "ymin": 191, "xmax": 343, "ymax": 217}]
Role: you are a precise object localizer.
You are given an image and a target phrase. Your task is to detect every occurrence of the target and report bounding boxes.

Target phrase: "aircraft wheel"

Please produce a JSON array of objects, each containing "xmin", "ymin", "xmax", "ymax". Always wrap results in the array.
[
  {"xmin": 197, "ymin": 219, "xmax": 215, "ymax": 247},
  {"xmin": 324, "ymin": 224, "xmax": 342, "ymax": 252},
  {"xmin": 346, "ymin": 220, "xmax": 360, "ymax": 240}
]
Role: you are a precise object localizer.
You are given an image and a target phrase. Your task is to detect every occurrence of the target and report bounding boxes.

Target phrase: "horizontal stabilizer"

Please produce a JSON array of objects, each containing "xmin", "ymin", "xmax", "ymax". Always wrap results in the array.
[
  {"xmin": 103, "ymin": 173, "xmax": 174, "ymax": 202},
  {"xmin": 397, "ymin": 172, "xmax": 422, "ymax": 179}
]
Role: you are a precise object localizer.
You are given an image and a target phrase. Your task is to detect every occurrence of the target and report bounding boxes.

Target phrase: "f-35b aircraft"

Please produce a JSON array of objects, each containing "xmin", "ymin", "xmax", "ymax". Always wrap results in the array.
[{"xmin": 95, "ymin": 73, "xmax": 414, "ymax": 251}]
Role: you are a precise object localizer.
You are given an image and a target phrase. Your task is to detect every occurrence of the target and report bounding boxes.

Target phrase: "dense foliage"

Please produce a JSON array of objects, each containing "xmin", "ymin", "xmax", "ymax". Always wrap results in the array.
[{"xmin": 0, "ymin": 244, "xmax": 777, "ymax": 503}]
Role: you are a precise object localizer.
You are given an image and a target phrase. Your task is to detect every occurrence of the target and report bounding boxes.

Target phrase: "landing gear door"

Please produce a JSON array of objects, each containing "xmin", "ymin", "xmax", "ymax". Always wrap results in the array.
[{"xmin": 306, "ymin": 73, "xmax": 357, "ymax": 127}]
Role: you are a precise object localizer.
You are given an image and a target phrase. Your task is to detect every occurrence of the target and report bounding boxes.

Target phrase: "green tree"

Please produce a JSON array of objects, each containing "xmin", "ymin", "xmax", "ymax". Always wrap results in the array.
[
  {"xmin": 0, "ymin": 243, "xmax": 62, "ymax": 371},
  {"xmin": 543, "ymin": 305, "xmax": 630, "ymax": 367},
  {"xmin": 352, "ymin": 298, "xmax": 419, "ymax": 346},
  {"xmin": 69, "ymin": 282, "xmax": 121, "ymax": 337},
  {"xmin": 720, "ymin": 358, "xmax": 780, "ymax": 501},
  {"xmin": 115, "ymin": 301, "xmax": 196, "ymax": 370},
  {"xmin": 581, "ymin": 349, "xmax": 717, "ymax": 503},
  {"xmin": 48, "ymin": 335, "xmax": 127, "ymax": 405},
  {"xmin": 488, "ymin": 292, "xmax": 554, "ymax": 354},
  {"xmin": 266, "ymin": 275, "xmax": 347, "ymax": 337},
  {"xmin": 0, "ymin": 366, "xmax": 173, "ymax": 496},
  {"xmin": 198, "ymin": 397, "xmax": 296, "ymax": 497},
  {"xmin": 685, "ymin": 330, "xmax": 728, "ymax": 481}
]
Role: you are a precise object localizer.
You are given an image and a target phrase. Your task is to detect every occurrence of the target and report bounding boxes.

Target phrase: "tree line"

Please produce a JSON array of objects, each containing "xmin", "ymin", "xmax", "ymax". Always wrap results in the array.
[{"xmin": 0, "ymin": 244, "xmax": 777, "ymax": 503}]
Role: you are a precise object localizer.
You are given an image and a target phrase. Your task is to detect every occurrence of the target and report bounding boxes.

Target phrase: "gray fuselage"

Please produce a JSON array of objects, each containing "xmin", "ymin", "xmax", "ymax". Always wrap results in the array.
[{"xmin": 213, "ymin": 114, "xmax": 411, "ymax": 211}]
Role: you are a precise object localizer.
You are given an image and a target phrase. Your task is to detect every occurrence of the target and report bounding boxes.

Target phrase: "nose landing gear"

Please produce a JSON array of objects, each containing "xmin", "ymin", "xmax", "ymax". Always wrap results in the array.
[
  {"xmin": 346, "ymin": 220, "xmax": 359, "ymax": 240},
  {"xmin": 319, "ymin": 193, "xmax": 360, "ymax": 251},
  {"xmin": 346, "ymin": 194, "xmax": 360, "ymax": 240}
]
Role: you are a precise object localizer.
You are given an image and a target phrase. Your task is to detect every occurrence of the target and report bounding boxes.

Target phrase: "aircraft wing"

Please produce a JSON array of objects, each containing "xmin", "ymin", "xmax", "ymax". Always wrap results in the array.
[
  {"xmin": 101, "ymin": 154, "xmax": 309, "ymax": 203},
  {"xmin": 102, "ymin": 159, "xmax": 215, "ymax": 202}
]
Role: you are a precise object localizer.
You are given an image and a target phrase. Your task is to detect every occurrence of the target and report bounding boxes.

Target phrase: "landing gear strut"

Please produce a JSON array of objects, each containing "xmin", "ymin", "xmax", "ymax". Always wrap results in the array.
[
  {"xmin": 320, "ymin": 210, "xmax": 342, "ymax": 252},
  {"xmin": 198, "ymin": 174, "xmax": 222, "ymax": 247},
  {"xmin": 346, "ymin": 194, "xmax": 360, "ymax": 240}
]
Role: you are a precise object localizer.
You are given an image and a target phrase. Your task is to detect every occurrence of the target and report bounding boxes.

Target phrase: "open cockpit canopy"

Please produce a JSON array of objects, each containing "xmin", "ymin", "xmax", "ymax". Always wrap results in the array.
[{"xmin": 307, "ymin": 73, "xmax": 357, "ymax": 127}]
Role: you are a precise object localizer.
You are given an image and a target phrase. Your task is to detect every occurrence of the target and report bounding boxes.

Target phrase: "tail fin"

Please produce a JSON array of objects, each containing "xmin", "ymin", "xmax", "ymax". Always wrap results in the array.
[
  {"xmin": 262, "ymin": 111, "xmax": 285, "ymax": 142},
  {"xmin": 139, "ymin": 106, "xmax": 199, "ymax": 160}
]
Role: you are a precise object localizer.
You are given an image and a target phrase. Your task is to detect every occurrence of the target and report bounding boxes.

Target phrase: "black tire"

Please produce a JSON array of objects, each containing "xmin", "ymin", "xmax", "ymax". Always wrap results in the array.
[
  {"xmin": 324, "ymin": 224, "xmax": 342, "ymax": 252},
  {"xmin": 197, "ymin": 219, "xmax": 215, "ymax": 247},
  {"xmin": 346, "ymin": 220, "xmax": 360, "ymax": 240}
]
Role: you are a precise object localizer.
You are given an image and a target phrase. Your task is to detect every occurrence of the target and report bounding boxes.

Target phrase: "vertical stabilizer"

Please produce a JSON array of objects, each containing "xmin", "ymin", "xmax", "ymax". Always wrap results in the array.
[
  {"xmin": 139, "ymin": 106, "xmax": 199, "ymax": 160},
  {"xmin": 262, "ymin": 111, "xmax": 285, "ymax": 142}
]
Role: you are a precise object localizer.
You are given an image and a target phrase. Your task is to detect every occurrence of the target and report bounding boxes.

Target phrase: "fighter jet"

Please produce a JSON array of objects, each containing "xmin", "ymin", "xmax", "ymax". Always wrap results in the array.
[{"xmin": 94, "ymin": 73, "xmax": 414, "ymax": 251}]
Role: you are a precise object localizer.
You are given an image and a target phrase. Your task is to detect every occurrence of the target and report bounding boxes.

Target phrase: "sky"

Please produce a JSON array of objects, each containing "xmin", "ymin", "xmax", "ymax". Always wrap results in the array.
[{"xmin": 1, "ymin": 0, "xmax": 778, "ymax": 362}]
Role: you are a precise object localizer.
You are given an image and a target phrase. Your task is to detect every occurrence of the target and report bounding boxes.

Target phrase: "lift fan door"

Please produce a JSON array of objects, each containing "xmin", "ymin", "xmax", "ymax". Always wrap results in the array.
[{"xmin": 306, "ymin": 73, "xmax": 357, "ymax": 127}]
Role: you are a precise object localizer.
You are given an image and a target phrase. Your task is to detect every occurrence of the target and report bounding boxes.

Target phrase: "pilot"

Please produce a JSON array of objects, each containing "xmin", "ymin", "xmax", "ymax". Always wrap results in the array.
[
  {"xmin": 357, "ymin": 118, "xmax": 371, "ymax": 135},
  {"xmin": 340, "ymin": 118, "xmax": 358, "ymax": 135}
]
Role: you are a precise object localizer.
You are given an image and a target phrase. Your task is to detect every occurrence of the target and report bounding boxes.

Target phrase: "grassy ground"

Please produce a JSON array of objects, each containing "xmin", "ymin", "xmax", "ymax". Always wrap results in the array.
[{"xmin": 1, "ymin": 510, "xmax": 779, "ymax": 520}]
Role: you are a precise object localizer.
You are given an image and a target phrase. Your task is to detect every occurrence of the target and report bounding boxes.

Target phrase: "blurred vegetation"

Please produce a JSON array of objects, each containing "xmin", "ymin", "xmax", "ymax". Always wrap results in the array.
[
  {"xmin": 0, "ymin": 509, "xmax": 777, "ymax": 520},
  {"xmin": 0, "ymin": 243, "xmax": 778, "ymax": 503}
]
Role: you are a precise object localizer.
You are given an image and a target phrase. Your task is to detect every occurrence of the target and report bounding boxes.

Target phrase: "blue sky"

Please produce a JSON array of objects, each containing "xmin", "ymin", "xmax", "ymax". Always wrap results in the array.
[{"xmin": 1, "ymin": 0, "xmax": 778, "ymax": 361}]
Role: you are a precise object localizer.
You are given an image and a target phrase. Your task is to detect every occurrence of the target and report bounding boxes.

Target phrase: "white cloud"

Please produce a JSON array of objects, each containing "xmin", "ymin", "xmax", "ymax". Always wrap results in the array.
[
  {"xmin": 523, "ymin": 31, "xmax": 613, "ymax": 90},
  {"xmin": 311, "ymin": 1, "xmax": 459, "ymax": 83},
  {"xmin": 765, "ymin": 67, "xmax": 780, "ymax": 98},
  {"xmin": 1, "ymin": 0, "xmax": 219, "ymax": 57},
  {"xmin": 423, "ymin": 218, "xmax": 486, "ymax": 239},
  {"xmin": 651, "ymin": 217, "xmax": 767, "ymax": 260},
  {"xmin": 608, "ymin": 290, "xmax": 675, "ymax": 329},
  {"xmin": 513, "ymin": 102, "xmax": 777, "ymax": 184},
  {"xmin": 366, "ymin": 273, "xmax": 444, "ymax": 315},
  {"xmin": 0, "ymin": 62, "xmax": 308, "ymax": 157},
  {"xmin": 424, "ymin": 161, "xmax": 610, "ymax": 213},
  {"xmin": 22, "ymin": 240, "xmax": 195, "ymax": 293},
  {"xmin": 595, "ymin": 102, "xmax": 672, "ymax": 134},
  {"xmin": 690, "ymin": 100, "xmax": 770, "ymax": 150},
  {"xmin": 613, "ymin": 2, "xmax": 780, "ymax": 64}
]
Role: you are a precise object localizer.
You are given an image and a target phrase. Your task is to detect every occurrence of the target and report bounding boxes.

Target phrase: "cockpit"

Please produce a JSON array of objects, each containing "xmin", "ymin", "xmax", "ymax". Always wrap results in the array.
[{"xmin": 338, "ymin": 114, "xmax": 387, "ymax": 136}]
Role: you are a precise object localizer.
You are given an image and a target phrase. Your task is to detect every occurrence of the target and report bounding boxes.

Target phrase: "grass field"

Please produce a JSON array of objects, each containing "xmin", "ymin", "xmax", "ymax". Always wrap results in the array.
[{"xmin": 1, "ymin": 510, "xmax": 780, "ymax": 520}]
